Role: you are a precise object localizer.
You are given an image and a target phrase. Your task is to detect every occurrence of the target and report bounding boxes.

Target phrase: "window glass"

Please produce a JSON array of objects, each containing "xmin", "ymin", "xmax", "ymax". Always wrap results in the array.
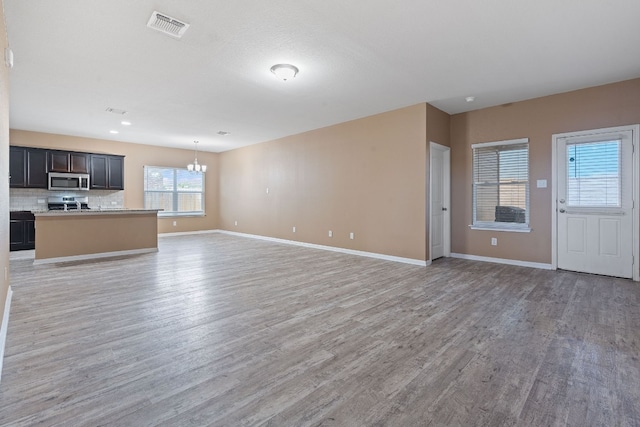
[{"xmin": 144, "ymin": 166, "xmax": 205, "ymax": 216}]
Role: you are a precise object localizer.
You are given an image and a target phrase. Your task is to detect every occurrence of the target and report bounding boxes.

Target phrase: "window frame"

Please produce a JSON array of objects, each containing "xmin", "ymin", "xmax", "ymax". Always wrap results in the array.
[
  {"xmin": 143, "ymin": 165, "xmax": 205, "ymax": 218},
  {"xmin": 470, "ymin": 138, "xmax": 531, "ymax": 232}
]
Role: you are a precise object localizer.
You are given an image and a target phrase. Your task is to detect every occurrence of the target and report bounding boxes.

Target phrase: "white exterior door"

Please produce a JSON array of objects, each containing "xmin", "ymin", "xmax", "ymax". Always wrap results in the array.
[
  {"xmin": 556, "ymin": 127, "xmax": 635, "ymax": 278},
  {"xmin": 430, "ymin": 143, "xmax": 450, "ymax": 260}
]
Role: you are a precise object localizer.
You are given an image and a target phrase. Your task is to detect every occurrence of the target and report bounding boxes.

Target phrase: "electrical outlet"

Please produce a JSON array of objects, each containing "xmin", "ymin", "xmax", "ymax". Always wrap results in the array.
[
  {"xmin": 173, "ymin": 221, "xmax": 177, "ymax": 227},
  {"xmin": 266, "ymin": 187, "xmax": 269, "ymax": 194},
  {"xmin": 491, "ymin": 237, "xmax": 497, "ymax": 246},
  {"xmin": 328, "ymin": 230, "xmax": 333, "ymax": 237},
  {"xmin": 349, "ymin": 232, "xmax": 355, "ymax": 240},
  {"xmin": 292, "ymin": 226, "xmax": 296, "ymax": 233}
]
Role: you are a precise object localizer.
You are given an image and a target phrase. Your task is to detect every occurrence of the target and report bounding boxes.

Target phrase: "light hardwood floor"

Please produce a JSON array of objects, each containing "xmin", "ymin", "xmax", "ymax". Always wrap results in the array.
[{"xmin": 1, "ymin": 233, "xmax": 639, "ymax": 426}]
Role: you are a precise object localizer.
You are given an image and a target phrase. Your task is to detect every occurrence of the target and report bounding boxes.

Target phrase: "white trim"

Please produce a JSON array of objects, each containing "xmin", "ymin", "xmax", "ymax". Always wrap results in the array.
[
  {"xmin": 0, "ymin": 286, "xmax": 13, "ymax": 384},
  {"xmin": 469, "ymin": 225, "xmax": 531, "ymax": 233},
  {"xmin": 159, "ymin": 230, "xmax": 218, "ymax": 237},
  {"xmin": 33, "ymin": 248, "xmax": 158, "ymax": 265},
  {"xmin": 471, "ymin": 137, "xmax": 528, "ymax": 149},
  {"xmin": 217, "ymin": 230, "xmax": 428, "ymax": 266},
  {"xmin": 450, "ymin": 253, "xmax": 553, "ymax": 270},
  {"xmin": 429, "ymin": 142, "xmax": 451, "ymax": 262},
  {"xmin": 551, "ymin": 124, "xmax": 640, "ymax": 281}
]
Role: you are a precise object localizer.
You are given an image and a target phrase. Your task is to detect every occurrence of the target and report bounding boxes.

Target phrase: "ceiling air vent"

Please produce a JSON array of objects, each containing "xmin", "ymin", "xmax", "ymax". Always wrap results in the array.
[{"xmin": 146, "ymin": 11, "xmax": 190, "ymax": 39}]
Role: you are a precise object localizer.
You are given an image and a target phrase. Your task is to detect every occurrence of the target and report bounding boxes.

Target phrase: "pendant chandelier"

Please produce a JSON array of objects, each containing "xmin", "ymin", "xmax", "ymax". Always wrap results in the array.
[{"xmin": 187, "ymin": 140, "xmax": 206, "ymax": 172}]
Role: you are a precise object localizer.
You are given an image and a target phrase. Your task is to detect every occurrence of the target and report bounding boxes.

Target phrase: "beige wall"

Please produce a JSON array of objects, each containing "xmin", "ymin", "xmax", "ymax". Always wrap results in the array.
[
  {"xmin": 1, "ymin": 0, "xmax": 10, "ymax": 337},
  {"xmin": 450, "ymin": 78, "xmax": 640, "ymax": 263},
  {"xmin": 9, "ymin": 130, "xmax": 220, "ymax": 233},
  {"xmin": 219, "ymin": 104, "xmax": 428, "ymax": 261},
  {"xmin": 425, "ymin": 104, "xmax": 451, "ymax": 260}
]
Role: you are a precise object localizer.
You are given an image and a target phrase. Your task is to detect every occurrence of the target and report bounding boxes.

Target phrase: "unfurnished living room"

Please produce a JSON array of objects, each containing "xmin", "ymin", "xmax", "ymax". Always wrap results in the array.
[{"xmin": 1, "ymin": 1, "xmax": 640, "ymax": 426}]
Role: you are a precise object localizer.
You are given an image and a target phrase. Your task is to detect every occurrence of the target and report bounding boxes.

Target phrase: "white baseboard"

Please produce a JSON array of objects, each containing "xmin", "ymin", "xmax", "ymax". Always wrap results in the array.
[
  {"xmin": 33, "ymin": 248, "xmax": 158, "ymax": 265},
  {"xmin": 450, "ymin": 253, "xmax": 553, "ymax": 270},
  {"xmin": 217, "ymin": 230, "xmax": 428, "ymax": 267},
  {"xmin": 159, "ymin": 230, "xmax": 219, "ymax": 238},
  {"xmin": 0, "ymin": 286, "xmax": 13, "ymax": 384}
]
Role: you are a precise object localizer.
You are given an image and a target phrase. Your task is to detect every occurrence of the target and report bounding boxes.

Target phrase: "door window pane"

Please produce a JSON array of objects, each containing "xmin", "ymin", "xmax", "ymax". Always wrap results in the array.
[{"xmin": 566, "ymin": 140, "xmax": 620, "ymax": 207}]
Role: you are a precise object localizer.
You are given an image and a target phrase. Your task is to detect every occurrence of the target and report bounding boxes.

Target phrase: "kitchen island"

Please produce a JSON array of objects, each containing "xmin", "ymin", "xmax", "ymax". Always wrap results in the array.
[{"xmin": 33, "ymin": 209, "xmax": 160, "ymax": 264}]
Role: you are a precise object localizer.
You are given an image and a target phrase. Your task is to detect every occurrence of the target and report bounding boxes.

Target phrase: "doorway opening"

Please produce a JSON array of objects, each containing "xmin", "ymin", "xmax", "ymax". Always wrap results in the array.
[{"xmin": 429, "ymin": 142, "xmax": 451, "ymax": 262}]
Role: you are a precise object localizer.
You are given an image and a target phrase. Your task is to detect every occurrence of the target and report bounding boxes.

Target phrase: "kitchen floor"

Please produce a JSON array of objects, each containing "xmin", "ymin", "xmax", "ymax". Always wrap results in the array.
[{"xmin": 2, "ymin": 234, "xmax": 639, "ymax": 426}]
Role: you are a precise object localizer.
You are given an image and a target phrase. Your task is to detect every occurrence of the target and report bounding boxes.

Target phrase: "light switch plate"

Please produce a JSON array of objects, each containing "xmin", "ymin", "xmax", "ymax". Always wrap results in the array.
[{"xmin": 537, "ymin": 179, "xmax": 547, "ymax": 188}]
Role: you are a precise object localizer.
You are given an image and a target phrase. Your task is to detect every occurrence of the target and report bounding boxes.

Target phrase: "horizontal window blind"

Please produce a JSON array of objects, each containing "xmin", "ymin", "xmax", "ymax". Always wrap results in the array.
[
  {"xmin": 473, "ymin": 141, "xmax": 529, "ymax": 227},
  {"xmin": 566, "ymin": 140, "xmax": 621, "ymax": 207}
]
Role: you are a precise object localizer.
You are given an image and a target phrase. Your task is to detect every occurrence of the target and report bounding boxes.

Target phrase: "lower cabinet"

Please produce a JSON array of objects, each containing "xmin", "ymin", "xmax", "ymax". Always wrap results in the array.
[{"xmin": 10, "ymin": 211, "xmax": 36, "ymax": 251}]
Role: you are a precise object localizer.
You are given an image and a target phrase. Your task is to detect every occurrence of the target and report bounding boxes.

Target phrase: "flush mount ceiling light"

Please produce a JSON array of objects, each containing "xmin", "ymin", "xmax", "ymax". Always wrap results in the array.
[
  {"xmin": 187, "ymin": 140, "xmax": 206, "ymax": 172},
  {"xmin": 270, "ymin": 64, "xmax": 299, "ymax": 81},
  {"xmin": 465, "ymin": 96, "xmax": 476, "ymax": 103}
]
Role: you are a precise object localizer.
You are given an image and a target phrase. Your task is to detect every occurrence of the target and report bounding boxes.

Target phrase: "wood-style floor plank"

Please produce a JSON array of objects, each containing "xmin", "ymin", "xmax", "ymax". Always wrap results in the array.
[{"xmin": 1, "ymin": 233, "xmax": 639, "ymax": 426}]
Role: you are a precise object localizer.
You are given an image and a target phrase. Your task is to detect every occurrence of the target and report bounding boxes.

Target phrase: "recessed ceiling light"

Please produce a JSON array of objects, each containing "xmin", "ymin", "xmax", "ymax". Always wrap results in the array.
[
  {"xmin": 109, "ymin": 130, "xmax": 119, "ymax": 134},
  {"xmin": 270, "ymin": 64, "xmax": 299, "ymax": 81},
  {"xmin": 121, "ymin": 121, "xmax": 131, "ymax": 126},
  {"xmin": 465, "ymin": 96, "xmax": 476, "ymax": 103},
  {"xmin": 217, "ymin": 131, "xmax": 231, "ymax": 136}
]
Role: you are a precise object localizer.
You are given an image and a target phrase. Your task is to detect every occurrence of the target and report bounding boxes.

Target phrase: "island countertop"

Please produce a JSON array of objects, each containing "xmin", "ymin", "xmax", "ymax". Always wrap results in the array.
[{"xmin": 33, "ymin": 208, "xmax": 162, "ymax": 217}]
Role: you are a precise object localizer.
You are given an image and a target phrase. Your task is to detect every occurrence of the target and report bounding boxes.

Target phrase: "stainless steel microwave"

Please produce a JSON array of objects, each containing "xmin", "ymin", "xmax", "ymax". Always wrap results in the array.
[{"xmin": 48, "ymin": 172, "xmax": 90, "ymax": 191}]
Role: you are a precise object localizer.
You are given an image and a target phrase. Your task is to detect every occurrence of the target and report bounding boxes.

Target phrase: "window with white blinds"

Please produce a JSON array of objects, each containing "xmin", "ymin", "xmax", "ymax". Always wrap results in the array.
[
  {"xmin": 472, "ymin": 138, "xmax": 530, "ymax": 230},
  {"xmin": 566, "ymin": 140, "xmax": 621, "ymax": 207}
]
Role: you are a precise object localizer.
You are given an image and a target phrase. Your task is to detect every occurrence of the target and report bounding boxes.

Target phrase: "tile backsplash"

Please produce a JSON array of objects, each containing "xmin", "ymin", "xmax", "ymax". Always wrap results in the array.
[{"xmin": 10, "ymin": 189, "xmax": 124, "ymax": 211}]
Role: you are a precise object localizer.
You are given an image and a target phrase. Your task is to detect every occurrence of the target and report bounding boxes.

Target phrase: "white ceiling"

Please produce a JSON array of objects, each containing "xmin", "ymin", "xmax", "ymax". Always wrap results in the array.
[{"xmin": 5, "ymin": 1, "xmax": 640, "ymax": 153}]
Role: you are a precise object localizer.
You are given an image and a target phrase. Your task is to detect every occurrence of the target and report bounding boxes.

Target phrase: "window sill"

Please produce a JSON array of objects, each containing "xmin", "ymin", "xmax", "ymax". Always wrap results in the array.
[{"xmin": 469, "ymin": 225, "xmax": 531, "ymax": 233}]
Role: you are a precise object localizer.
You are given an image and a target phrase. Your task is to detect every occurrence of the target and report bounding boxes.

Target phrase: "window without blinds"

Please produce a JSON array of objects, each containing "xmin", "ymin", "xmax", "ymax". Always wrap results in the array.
[
  {"xmin": 472, "ymin": 139, "xmax": 529, "ymax": 229},
  {"xmin": 566, "ymin": 140, "xmax": 621, "ymax": 207}
]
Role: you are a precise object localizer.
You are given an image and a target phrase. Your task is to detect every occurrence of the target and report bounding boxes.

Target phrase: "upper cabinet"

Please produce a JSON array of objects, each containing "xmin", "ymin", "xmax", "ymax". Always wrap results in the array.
[
  {"xmin": 90, "ymin": 154, "xmax": 124, "ymax": 190},
  {"xmin": 48, "ymin": 150, "xmax": 89, "ymax": 173},
  {"xmin": 10, "ymin": 146, "xmax": 48, "ymax": 188},
  {"xmin": 10, "ymin": 145, "xmax": 124, "ymax": 190},
  {"xmin": 9, "ymin": 146, "xmax": 26, "ymax": 187}
]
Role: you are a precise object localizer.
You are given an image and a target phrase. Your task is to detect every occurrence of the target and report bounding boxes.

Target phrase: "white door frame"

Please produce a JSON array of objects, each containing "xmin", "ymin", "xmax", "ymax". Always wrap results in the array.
[
  {"xmin": 429, "ymin": 142, "xmax": 451, "ymax": 262},
  {"xmin": 551, "ymin": 124, "xmax": 640, "ymax": 281}
]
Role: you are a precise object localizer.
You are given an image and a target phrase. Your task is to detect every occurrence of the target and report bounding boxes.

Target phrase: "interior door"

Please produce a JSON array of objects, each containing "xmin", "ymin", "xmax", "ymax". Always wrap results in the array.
[
  {"xmin": 556, "ymin": 129, "xmax": 634, "ymax": 278},
  {"xmin": 430, "ymin": 143, "xmax": 450, "ymax": 260}
]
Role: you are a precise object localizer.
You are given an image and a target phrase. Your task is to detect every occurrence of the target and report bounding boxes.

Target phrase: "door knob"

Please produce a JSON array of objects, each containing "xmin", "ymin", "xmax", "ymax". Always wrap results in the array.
[
  {"xmin": 442, "ymin": 207, "xmax": 448, "ymax": 211},
  {"xmin": 559, "ymin": 208, "xmax": 566, "ymax": 213},
  {"xmin": 559, "ymin": 199, "xmax": 565, "ymax": 204}
]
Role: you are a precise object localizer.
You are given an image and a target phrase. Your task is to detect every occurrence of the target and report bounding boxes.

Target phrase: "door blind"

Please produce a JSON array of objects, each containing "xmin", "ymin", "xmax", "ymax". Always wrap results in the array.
[{"xmin": 566, "ymin": 140, "xmax": 621, "ymax": 207}]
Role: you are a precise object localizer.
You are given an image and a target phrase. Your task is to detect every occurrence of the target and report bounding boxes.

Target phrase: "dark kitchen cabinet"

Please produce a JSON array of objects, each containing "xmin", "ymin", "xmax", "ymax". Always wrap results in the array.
[
  {"xmin": 90, "ymin": 154, "xmax": 124, "ymax": 190},
  {"xmin": 48, "ymin": 151, "xmax": 89, "ymax": 173},
  {"xmin": 9, "ymin": 146, "xmax": 26, "ymax": 187},
  {"xmin": 9, "ymin": 146, "xmax": 48, "ymax": 188},
  {"xmin": 10, "ymin": 211, "xmax": 36, "ymax": 251}
]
